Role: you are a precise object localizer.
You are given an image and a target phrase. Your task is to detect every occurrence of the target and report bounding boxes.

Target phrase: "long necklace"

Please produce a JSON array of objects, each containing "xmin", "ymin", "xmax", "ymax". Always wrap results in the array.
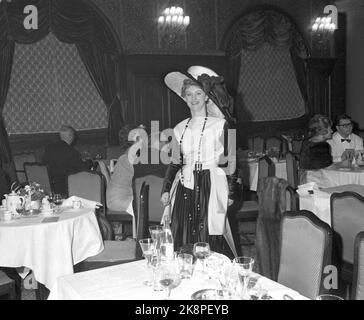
[{"xmin": 179, "ymin": 116, "xmax": 208, "ymax": 200}]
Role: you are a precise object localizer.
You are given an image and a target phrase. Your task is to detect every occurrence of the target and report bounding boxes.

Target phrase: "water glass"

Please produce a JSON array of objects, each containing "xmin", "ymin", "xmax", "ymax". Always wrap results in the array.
[
  {"xmin": 233, "ymin": 256, "xmax": 255, "ymax": 299},
  {"xmin": 193, "ymin": 242, "xmax": 211, "ymax": 274},
  {"xmin": 177, "ymin": 253, "xmax": 194, "ymax": 279},
  {"xmin": 139, "ymin": 238, "xmax": 155, "ymax": 286},
  {"xmin": 149, "ymin": 225, "xmax": 164, "ymax": 257}
]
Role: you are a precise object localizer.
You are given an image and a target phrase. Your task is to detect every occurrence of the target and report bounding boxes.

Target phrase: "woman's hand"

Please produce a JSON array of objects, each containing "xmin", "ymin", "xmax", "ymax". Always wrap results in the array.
[{"xmin": 161, "ymin": 192, "xmax": 170, "ymax": 207}]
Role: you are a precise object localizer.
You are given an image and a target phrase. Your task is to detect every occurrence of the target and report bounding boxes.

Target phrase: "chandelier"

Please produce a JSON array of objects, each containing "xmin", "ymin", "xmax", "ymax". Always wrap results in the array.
[
  {"xmin": 311, "ymin": 16, "xmax": 336, "ymax": 57},
  {"xmin": 157, "ymin": 6, "xmax": 190, "ymax": 48}
]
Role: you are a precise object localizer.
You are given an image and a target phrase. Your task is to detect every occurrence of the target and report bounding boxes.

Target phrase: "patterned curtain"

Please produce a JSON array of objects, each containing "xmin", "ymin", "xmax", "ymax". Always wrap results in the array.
[
  {"xmin": 0, "ymin": 0, "xmax": 125, "ymax": 178},
  {"xmin": 225, "ymin": 9, "xmax": 310, "ymax": 122}
]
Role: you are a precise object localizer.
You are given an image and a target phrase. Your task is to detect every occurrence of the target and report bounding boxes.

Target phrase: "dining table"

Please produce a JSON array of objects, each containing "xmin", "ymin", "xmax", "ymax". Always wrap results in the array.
[
  {"xmin": 48, "ymin": 257, "xmax": 309, "ymax": 300},
  {"xmin": 0, "ymin": 206, "xmax": 104, "ymax": 290},
  {"xmin": 298, "ymin": 184, "xmax": 364, "ymax": 226},
  {"xmin": 305, "ymin": 162, "xmax": 364, "ymax": 189}
]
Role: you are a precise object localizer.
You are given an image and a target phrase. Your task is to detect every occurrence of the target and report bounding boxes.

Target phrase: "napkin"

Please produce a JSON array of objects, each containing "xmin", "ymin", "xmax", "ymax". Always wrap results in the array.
[
  {"xmin": 61, "ymin": 196, "xmax": 102, "ymax": 209},
  {"xmin": 297, "ymin": 182, "xmax": 319, "ymax": 196}
]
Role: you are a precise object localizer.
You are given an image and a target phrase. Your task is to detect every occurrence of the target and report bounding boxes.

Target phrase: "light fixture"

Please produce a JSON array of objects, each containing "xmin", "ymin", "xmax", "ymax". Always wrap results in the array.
[
  {"xmin": 157, "ymin": 6, "xmax": 190, "ymax": 48},
  {"xmin": 311, "ymin": 15, "xmax": 336, "ymax": 57}
]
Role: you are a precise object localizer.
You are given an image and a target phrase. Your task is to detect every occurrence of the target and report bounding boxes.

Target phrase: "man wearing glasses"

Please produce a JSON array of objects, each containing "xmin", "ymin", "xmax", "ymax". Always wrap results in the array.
[{"xmin": 327, "ymin": 114, "xmax": 363, "ymax": 162}]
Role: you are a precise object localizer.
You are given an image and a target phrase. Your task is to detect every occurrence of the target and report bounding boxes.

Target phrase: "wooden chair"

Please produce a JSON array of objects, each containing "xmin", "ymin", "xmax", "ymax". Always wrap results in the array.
[
  {"xmin": 278, "ymin": 210, "xmax": 332, "ymax": 300},
  {"xmin": 235, "ymin": 156, "xmax": 275, "ymax": 246},
  {"xmin": 330, "ymin": 191, "xmax": 364, "ymax": 293},
  {"xmin": 95, "ymin": 160, "xmax": 111, "ymax": 185},
  {"xmin": 285, "ymin": 151, "xmax": 299, "ymax": 189},
  {"xmin": 13, "ymin": 153, "xmax": 36, "ymax": 183},
  {"xmin": 23, "ymin": 162, "xmax": 52, "ymax": 193},
  {"xmin": 352, "ymin": 231, "xmax": 364, "ymax": 300},
  {"xmin": 291, "ymin": 138, "xmax": 303, "ymax": 156},
  {"xmin": 248, "ymin": 136, "xmax": 265, "ymax": 154},
  {"xmin": 0, "ymin": 271, "xmax": 16, "ymax": 299},
  {"xmin": 78, "ymin": 182, "xmax": 150, "ymax": 271}
]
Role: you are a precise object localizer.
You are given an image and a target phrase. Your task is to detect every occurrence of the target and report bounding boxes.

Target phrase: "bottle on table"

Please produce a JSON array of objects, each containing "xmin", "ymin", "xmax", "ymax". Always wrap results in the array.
[{"xmin": 160, "ymin": 216, "xmax": 174, "ymax": 262}]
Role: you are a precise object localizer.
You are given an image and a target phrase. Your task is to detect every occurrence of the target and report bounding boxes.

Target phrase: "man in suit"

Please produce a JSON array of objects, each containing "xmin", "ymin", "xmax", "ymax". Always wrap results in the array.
[
  {"xmin": 43, "ymin": 125, "xmax": 92, "ymax": 196},
  {"xmin": 327, "ymin": 114, "xmax": 363, "ymax": 162}
]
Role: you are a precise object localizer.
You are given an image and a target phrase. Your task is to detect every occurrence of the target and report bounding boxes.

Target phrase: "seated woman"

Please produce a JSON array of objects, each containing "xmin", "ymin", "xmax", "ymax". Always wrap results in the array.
[
  {"xmin": 299, "ymin": 114, "xmax": 333, "ymax": 170},
  {"xmin": 106, "ymin": 124, "xmax": 146, "ymax": 213}
]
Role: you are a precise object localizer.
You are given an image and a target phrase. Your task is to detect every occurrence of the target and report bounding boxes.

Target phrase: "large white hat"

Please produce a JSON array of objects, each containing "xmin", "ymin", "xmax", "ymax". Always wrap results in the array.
[{"xmin": 164, "ymin": 66, "xmax": 225, "ymax": 119}]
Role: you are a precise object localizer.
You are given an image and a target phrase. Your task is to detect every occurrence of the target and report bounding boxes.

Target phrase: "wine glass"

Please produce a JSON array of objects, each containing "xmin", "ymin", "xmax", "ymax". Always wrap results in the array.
[
  {"xmin": 233, "ymin": 256, "xmax": 254, "ymax": 299},
  {"xmin": 149, "ymin": 225, "xmax": 164, "ymax": 260},
  {"xmin": 193, "ymin": 242, "xmax": 211, "ymax": 274},
  {"xmin": 139, "ymin": 238, "xmax": 155, "ymax": 286},
  {"xmin": 53, "ymin": 194, "xmax": 63, "ymax": 213},
  {"xmin": 158, "ymin": 261, "xmax": 182, "ymax": 300}
]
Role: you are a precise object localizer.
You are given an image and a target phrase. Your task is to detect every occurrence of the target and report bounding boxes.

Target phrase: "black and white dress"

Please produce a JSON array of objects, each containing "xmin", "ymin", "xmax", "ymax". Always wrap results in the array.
[{"xmin": 161, "ymin": 116, "xmax": 237, "ymax": 257}]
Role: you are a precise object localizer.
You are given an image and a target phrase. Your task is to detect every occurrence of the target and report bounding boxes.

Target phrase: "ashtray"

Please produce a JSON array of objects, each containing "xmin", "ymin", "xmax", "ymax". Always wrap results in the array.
[{"xmin": 191, "ymin": 289, "xmax": 224, "ymax": 300}]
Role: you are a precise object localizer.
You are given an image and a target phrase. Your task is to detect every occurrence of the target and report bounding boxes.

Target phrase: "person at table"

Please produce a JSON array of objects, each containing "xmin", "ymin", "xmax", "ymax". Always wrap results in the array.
[
  {"xmin": 327, "ymin": 114, "xmax": 363, "ymax": 162},
  {"xmin": 160, "ymin": 66, "xmax": 238, "ymax": 258},
  {"xmin": 43, "ymin": 125, "xmax": 92, "ymax": 196},
  {"xmin": 106, "ymin": 124, "xmax": 146, "ymax": 213},
  {"xmin": 299, "ymin": 114, "xmax": 333, "ymax": 170}
]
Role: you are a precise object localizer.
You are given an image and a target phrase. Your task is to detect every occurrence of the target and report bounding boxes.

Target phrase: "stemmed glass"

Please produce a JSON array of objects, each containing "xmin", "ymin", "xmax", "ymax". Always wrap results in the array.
[
  {"xmin": 158, "ymin": 261, "xmax": 182, "ymax": 300},
  {"xmin": 149, "ymin": 225, "xmax": 164, "ymax": 260},
  {"xmin": 233, "ymin": 256, "xmax": 254, "ymax": 299},
  {"xmin": 53, "ymin": 194, "xmax": 63, "ymax": 213},
  {"xmin": 193, "ymin": 242, "xmax": 211, "ymax": 274},
  {"xmin": 139, "ymin": 238, "xmax": 155, "ymax": 286}
]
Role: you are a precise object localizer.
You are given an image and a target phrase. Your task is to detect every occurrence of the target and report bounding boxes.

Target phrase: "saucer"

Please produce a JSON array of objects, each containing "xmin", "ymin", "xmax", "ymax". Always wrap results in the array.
[{"xmin": 41, "ymin": 209, "xmax": 54, "ymax": 215}]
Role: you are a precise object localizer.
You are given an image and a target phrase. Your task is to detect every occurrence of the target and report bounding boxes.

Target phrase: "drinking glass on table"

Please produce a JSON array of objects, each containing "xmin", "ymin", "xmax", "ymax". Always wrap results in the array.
[
  {"xmin": 158, "ymin": 260, "xmax": 182, "ymax": 300},
  {"xmin": 193, "ymin": 242, "xmax": 211, "ymax": 274},
  {"xmin": 53, "ymin": 194, "xmax": 63, "ymax": 213},
  {"xmin": 139, "ymin": 238, "xmax": 155, "ymax": 286},
  {"xmin": 233, "ymin": 256, "xmax": 254, "ymax": 299},
  {"xmin": 149, "ymin": 225, "xmax": 164, "ymax": 259}
]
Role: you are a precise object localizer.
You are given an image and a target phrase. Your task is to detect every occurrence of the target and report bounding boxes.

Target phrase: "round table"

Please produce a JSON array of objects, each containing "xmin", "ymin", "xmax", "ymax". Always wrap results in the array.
[
  {"xmin": 0, "ymin": 207, "xmax": 104, "ymax": 289},
  {"xmin": 306, "ymin": 163, "xmax": 364, "ymax": 188}
]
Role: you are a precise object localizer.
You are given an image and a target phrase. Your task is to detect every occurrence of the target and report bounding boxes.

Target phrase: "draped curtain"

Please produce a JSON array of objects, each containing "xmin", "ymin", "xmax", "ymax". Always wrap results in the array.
[
  {"xmin": 224, "ymin": 9, "xmax": 310, "ymax": 120},
  {"xmin": 0, "ymin": 0, "xmax": 125, "ymax": 178}
]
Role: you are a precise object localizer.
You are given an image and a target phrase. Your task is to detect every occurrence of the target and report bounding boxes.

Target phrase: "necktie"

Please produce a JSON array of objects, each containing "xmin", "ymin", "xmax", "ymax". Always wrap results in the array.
[{"xmin": 341, "ymin": 139, "xmax": 351, "ymax": 143}]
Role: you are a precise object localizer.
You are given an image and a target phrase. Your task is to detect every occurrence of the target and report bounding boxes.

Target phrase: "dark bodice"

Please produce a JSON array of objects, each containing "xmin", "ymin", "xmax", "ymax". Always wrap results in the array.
[{"xmin": 299, "ymin": 139, "xmax": 333, "ymax": 170}]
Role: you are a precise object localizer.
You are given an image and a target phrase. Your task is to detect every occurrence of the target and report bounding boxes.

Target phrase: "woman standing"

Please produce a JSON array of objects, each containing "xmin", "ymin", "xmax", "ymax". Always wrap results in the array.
[{"xmin": 161, "ymin": 66, "xmax": 238, "ymax": 257}]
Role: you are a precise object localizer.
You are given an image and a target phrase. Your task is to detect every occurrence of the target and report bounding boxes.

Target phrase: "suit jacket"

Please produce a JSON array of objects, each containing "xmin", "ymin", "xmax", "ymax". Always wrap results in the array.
[{"xmin": 43, "ymin": 140, "xmax": 91, "ymax": 196}]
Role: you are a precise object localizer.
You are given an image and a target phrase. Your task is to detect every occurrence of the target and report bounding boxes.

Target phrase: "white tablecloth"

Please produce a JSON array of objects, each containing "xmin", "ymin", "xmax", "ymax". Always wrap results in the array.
[
  {"xmin": 306, "ymin": 163, "xmax": 364, "ymax": 189},
  {"xmin": 48, "ymin": 259, "xmax": 308, "ymax": 300},
  {"xmin": 241, "ymin": 159, "xmax": 287, "ymax": 191},
  {"xmin": 0, "ymin": 207, "xmax": 104, "ymax": 289},
  {"xmin": 299, "ymin": 184, "xmax": 364, "ymax": 226}
]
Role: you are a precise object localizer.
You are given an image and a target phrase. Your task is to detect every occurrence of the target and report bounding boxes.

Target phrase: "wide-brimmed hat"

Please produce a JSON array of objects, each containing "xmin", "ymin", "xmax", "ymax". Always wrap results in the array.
[{"xmin": 164, "ymin": 66, "xmax": 227, "ymax": 119}]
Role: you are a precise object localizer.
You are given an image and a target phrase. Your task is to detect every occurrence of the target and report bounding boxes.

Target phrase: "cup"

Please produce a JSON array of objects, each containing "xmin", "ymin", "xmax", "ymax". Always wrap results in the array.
[
  {"xmin": 3, "ymin": 211, "xmax": 12, "ymax": 221},
  {"xmin": 72, "ymin": 200, "xmax": 82, "ymax": 209},
  {"xmin": 177, "ymin": 253, "xmax": 194, "ymax": 279}
]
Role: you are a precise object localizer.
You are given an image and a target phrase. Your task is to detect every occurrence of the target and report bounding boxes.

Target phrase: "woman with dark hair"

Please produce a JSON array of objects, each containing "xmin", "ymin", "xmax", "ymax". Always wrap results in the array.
[
  {"xmin": 299, "ymin": 114, "xmax": 333, "ymax": 170},
  {"xmin": 161, "ymin": 66, "xmax": 238, "ymax": 258}
]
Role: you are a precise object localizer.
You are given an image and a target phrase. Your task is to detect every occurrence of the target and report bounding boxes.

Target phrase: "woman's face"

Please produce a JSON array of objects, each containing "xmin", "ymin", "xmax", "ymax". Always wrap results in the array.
[{"xmin": 183, "ymin": 85, "xmax": 208, "ymax": 114}]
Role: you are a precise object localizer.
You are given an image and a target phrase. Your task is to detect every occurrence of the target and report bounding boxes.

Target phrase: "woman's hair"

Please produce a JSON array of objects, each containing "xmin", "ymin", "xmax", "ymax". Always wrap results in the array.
[
  {"xmin": 118, "ymin": 124, "xmax": 142, "ymax": 151},
  {"xmin": 308, "ymin": 114, "xmax": 332, "ymax": 137},
  {"xmin": 181, "ymin": 79, "xmax": 204, "ymax": 98}
]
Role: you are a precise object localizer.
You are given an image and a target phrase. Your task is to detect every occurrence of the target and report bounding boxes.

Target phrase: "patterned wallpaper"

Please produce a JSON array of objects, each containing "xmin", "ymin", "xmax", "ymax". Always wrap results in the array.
[
  {"xmin": 3, "ymin": 33, "xmax": 107, "ymax": 134},
  {"xmin": 237, "ymin": 43, "xmax": 305, "ymax": 121}
]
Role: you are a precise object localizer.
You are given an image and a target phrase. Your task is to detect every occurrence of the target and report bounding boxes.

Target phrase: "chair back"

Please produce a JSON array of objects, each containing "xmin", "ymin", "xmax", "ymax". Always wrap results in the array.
[
  {"xmin": 257, "ymin": 155, "xmax": 275, "ymax": 180},
  {"xmin": 255, "ymin": 176, "xmax": 292, "ymax": 280},
  {"xmin": 352, "ymin": 231, "xmax": 364, "ymax": 300},
  {"xmin": 265, "ymin": 137, "xmax": 282, "ymax": 153},
  {"xmin": 96, "ymin": 160, "xmax": 111, "ymax": 185},
  {"xmin": 285, "ymin": 151, "xmax": 299, "ymax": 189},
  {"xmin": 291, "ymin": 139, "xmax": 303, "ymax": 155},
  {"xmin": 134, "ymin": 175, "xmax": 164, "ymax": 223},
  {"xmin": 135, "ymin": 182, "xmax": 150, "ymax": 259},
  {"xmin": 23, "ymin": 162, "xmax": 52, "ymax": 193},
  {"xmin": 67, "ymin": 171, "xmax": 105, "ymax": 207},
  {"xmin": 14, "ymin": 153, "xmax": 36, "ymax": 183},
  {"xmin": 330, "ymin": 192, "xmax": 364, "ymax": 265},
  {"xmin": 278, "ymin": 210, "xmax": 332, "ymax": 300},
  {"xmin": 248, "ymin": 136, "xmax": 265, "ymax": 153}
]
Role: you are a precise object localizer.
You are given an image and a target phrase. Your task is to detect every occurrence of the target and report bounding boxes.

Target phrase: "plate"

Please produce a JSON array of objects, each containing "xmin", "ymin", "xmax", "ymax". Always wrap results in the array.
[{"xmin": 191, "ymin": 289, "xmax": 224, "ymax": 300}]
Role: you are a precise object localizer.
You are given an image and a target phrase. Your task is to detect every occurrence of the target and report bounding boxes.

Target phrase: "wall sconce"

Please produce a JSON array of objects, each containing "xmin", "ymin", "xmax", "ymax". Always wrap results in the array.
[
  {"xmin": 157, "ymin": 6, "xmax": 190, "ymax": 48},
  {"xmin": 311, "ymin": 16, "xmax": 336, "ymax": 57}
]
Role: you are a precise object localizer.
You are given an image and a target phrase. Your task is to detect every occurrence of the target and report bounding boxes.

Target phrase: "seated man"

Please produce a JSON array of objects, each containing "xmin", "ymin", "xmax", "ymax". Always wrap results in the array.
[
  {"xmin": 43, "ymin": 125, "xmax": 92, "ymax": 196},
  {"xmin": 327, "ymin": 114, "xmax": 363, "ymax": 162}
]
